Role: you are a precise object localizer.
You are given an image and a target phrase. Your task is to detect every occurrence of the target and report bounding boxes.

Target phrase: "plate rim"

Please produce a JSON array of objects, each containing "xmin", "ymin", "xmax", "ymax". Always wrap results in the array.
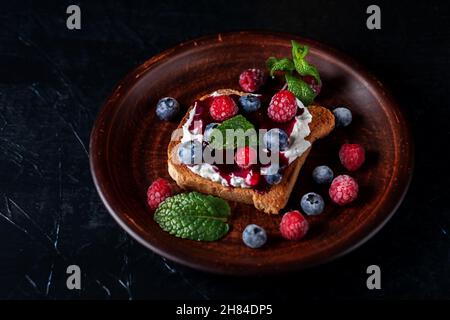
[{"xmin": 89, "ymin": 31, "xmax": 414, "ymax": 275}]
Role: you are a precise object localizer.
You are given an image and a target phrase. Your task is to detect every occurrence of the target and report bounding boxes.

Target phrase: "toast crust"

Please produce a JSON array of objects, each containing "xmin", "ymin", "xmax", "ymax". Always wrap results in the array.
[{"xmin": 167, "ymin": 89, "xmax": 335, "ymax": 214}]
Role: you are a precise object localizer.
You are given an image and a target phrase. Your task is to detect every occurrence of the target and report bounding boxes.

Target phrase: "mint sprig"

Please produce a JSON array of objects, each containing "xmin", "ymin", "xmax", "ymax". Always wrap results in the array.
[
  {"xmin": 154, "ymin": 192, "xmax": 231, "ymax": 242},
  {"xmin": 266, "ymin": 40, "xmax": 321, "ymax": 105},
  {"xmin": 209, "ymin": 115, "xmax": 257, "ymax": 149},
  {"xmin": 266, "ymin": 57, "xmax": 295, "ymax": 77},
  {"xmin": 285, "ymin": 73, "xmax": 316, "ymax": 106},
  {"xmin": 291, "ymin": 40, "xmax": 309, "ymax": 61},
  {"xmin": 291, "ymin": 41, "xmax": 321, "ymax": 85}
]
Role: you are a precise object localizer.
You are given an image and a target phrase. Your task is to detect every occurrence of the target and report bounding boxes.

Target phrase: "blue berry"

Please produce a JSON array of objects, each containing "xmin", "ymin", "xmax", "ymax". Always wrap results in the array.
[
  {"xmin": 263, "ymin": 128, "xmax": 289, "ymax": 151},
  {"xmin": 177, "ymin": 140, "xmax": 202, "ymax": 165},
  {"xmin": 300, "ymin": 192, "xmax": 325, "ymax": 215},
  {"xmin": 312, "ymin": 165, "xmax": 334, "ymax": 185},
  {"xmin": 264, "ymin": 171, "xmax": 282, "ymax": 185},
  {"xmin": 203, "ymin": 123, "xmax": 219, "ymax": 142},
  {"xmin": 242, "ymin": 224, "xmax": 267, "ymax": 248},
  {"xmin": 156, "ymin": 97, "xmax": 180, "ymax": 121},
  {"xmin": 333, "ymin": 107, "xmax": 352, "ymax": 127},
  {"xmin": 238, "ymin": 95, "xmax": 261, "ymax": 113}
]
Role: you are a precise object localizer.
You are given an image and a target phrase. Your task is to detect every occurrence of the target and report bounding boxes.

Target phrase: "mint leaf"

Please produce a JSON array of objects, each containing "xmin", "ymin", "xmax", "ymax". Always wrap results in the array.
[
  {"xmin": 266, "ymin": 57, "xmax": 295, "ymax": 77},
  {"xmin": 154, "ymin": 192, "xmax": 231, "ymax": 242},
  {"xmin": 294, "ymin": 59, "xmax": 321, "ymax": 85},
  {"xmin": 291, "ymin": 40, "xmax": 309, "ymax": 61},
  {"xmin": 265, "ymin": 40, "xmax": 321, "ymax": 105},
  {"xmin": 291, "ymin": 40, "xmax": 321, "ymax": 85},
  {"xmin": 285, "ymin": 73, "xmax": 316, "ymax": 106},
  {"xmin": 209, "ymin": 115, "xmax": 257, "ymax": 149}
]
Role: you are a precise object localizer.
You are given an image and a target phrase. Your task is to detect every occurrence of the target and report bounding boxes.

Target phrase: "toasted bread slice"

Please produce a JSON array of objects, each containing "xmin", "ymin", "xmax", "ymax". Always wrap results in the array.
[{"xmin": 168, "ymin": 89, "xmax": 335, "ymax": 214}]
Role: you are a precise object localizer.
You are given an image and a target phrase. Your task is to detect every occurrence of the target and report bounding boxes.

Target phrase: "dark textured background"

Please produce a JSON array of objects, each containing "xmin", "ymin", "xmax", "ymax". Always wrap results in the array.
[{"xmin": 0, "ymin": 0, "xmax": 448, "ymax": 299}]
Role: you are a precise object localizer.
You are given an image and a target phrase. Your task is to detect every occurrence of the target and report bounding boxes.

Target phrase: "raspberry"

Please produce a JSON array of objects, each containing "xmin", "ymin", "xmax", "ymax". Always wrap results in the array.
[
  {"xmin": 245, "ymin": 170, "xmax": 260, "ymax": 187},
  {"xmin": 267, "ymin": 90, "xmax": 297, "ymax": 123},
  {"xmin": 210, "ymin": 95, "xmax": 238, "ymax": 121},
  {"xmin": 235, "ymin": 146, "xmax": 257, "ymax": 169},
  {"xmin": 280, "ymin": 210, "xmax": 309, "ymax": 241},
  {"xmin": 329, "ymin": 175, "xmax": 359, "ymax": 206},
  {"xmin": 339, "ymin": 143, "xmax": 365, "ymax": 171},
  {"xmin": 239, "ymin": 68, "xmax": 265, "ymax": 93},
  {"xmin": 147, "ymin": 178, "xmax": 172, "ymax": 210}
]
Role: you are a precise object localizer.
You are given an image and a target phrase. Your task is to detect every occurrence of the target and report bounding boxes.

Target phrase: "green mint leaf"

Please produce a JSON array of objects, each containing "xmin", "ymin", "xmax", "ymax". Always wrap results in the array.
[
  {"xmin": 209, "ymin": 115, "xmax": 257, "ymax": 149},
  {"xmin": 291, "ymin": 40, "xmax": 321, "ymax": 85},
  {"xmin": 285, "ymin": 73, "xmax": 316, "ymax": 106},
  {"xmin": 266, "ymin": 57, "xmax": 295, "ymax": 77},
  {"xmin": 294, "ymin": 59, "xmax": 321, "ymax": 85},
  {"xmin": 291, "ymin": 40, "xmax": 309, "ymax": 61},
  {"xmin": 154, "ymin": 192, "xmax": 231, "ymax": 242}
]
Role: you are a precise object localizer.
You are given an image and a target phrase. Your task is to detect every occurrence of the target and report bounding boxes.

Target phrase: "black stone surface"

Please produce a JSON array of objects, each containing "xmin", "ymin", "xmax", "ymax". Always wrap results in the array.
[{"xmin": 0, "ymin": 0, "xmax": 448, "ymax": 300}]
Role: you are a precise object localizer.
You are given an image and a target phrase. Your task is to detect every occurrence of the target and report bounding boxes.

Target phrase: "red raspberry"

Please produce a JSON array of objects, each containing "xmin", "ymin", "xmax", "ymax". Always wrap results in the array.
[
  {"xmin": 245, "ymin": 170, "xmax": 260, "ymax": 187},
  {"xmin": 280, "ymin": 210, "xmax": 309, "ymax": 241},
  {"xmin": 339, "ymin": 143, "xmax": 365, "ymax": 171},
  {"xmin": 329, "ymin": 175, "xmax": 359, "ymax": 206},
  {"xmin": 147, "ymin": 178, "xmax": 172, "ymax": 210},
  {"xmin": 239, "ymin": 68, "xmax": 265, "ymax": 93},
  {"xmin": 210, "ymin": 95, "xmax": 238, "ymax": 121},
  {"xmin": 267, "ymin": 90, "xmax": 297, "ymax": 123},
  {"xmin": 235, "ymin": 146, "xmax": 257, "ymax": 169}
]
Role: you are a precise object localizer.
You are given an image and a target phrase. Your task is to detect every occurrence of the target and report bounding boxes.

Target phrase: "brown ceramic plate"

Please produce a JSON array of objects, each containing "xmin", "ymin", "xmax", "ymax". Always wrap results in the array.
[{"xmin": 90, "ymin": 32, "xmax": 413, "ymax": 275}]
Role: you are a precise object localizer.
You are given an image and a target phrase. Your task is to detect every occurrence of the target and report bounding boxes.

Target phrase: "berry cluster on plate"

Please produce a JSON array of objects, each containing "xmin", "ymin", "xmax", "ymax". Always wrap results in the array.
[{"xmin": 146, "ymin": 41, "xmax": 367, "ymax": 248}]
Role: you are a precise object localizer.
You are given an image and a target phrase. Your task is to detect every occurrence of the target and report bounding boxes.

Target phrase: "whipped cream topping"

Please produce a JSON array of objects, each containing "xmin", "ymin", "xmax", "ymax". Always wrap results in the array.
[
  {"xmin": 188, "ymin": 163, "xmax": 252, "ymax": 188},
  {"xmin": 281, "ymin": 99, "xmax": 312, "ymax": 164},
  {"xmin": 181, "ymin": 105, "xmax": 202, "ymax": 144}
]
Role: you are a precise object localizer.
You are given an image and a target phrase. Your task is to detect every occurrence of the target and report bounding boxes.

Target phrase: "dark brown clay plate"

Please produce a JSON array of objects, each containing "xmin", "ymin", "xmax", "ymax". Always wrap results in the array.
[{"xmin": 90, "ymin": 32, "xmax": 413, "ymax": 275}]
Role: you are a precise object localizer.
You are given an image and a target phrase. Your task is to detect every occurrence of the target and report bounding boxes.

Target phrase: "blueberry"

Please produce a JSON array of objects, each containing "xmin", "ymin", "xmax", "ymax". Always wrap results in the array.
[
  {"xmin": 264, "ymin": 172, "xmax": 283, "ymax": 185},
  {"xmin": 242, "ymin": 224, "xmax": 267, "ymax": 248},
  {"xmin": 263, "ymin": 128, "xmax": 289, "ymax": 151},
  {"xmin": 177, "ymin": 140, "xmax": 203, "ymax": 165},
  {"xmin": 203, "ymin": 123, "xmax": 219, "ymax": 142},
  {"xmin": 300, "ymin": 192, "xmax": 325, "ymax": 215},
  {"xmin": 312, "ymin": 165, "xmax": 334, "ymax": 185},
  {"xmin": 238, "ymin": 95, "xmax": 261, "ymax": 113},
  {"xmin": 261, "ymin": 163, "xmax": 280, "ymax": 174},
  {"xmin": 156, "ymin": 97, "xmax": 180, "ymax": 121},
  {"xmin": 333, "ymin": 107, "xmax": 352, "ymax": 127}
]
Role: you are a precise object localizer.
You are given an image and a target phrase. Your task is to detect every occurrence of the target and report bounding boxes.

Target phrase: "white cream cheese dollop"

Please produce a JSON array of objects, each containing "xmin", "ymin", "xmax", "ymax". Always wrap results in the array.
[
  {"xmin": 281, "ymin": 99, "xmax": 312, "ymax": 164},
  {"xmin": 187, "ymin": 163, "xmax": 252, "ymax": 188},
  {"xmin": 179, "ymin": 98, "xmax": 313, "ymax": 188},
  {"xmin": 188, "ymin": 163, "xmax": 228, "ymax": 186},
  {"xmin": 181, "ymin": 105, "xmax": 202, "ymax": 144}
]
